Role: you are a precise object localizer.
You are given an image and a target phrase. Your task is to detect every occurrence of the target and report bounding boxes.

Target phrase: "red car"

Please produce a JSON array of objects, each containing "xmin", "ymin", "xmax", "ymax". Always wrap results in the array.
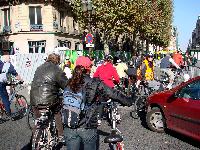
[{"xmin": 146, "ymin": 76, "xmax": 200, "ymax": 141}]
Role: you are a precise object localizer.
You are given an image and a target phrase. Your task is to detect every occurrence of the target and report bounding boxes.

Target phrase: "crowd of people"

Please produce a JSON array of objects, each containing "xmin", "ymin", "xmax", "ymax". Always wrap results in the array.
[{"xmin": 0, "ymin": 49, "xmax": 197, "ymax": 150}]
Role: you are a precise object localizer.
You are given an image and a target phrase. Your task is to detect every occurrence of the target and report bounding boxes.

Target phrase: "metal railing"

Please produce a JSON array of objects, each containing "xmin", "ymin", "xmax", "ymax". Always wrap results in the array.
[{"xmin": 30, "ymin": 24, "xmax": 43, "ymax": 31}]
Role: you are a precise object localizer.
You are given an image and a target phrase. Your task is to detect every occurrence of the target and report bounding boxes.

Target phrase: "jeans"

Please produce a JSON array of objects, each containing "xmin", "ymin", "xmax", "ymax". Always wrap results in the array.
[
  {"xmin": 64, "ymin": 127, "xmax": 97, "ymax": 150},
  {"xmin": 0, "ymin": 82, "xmax": 11, "ymax": 115}
]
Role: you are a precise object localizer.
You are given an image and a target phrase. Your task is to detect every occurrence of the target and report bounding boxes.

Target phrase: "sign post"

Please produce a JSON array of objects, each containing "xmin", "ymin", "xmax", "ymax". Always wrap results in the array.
[{"xmin": 85, "ymin": 33, "xmax": 94, "ymax": 48}]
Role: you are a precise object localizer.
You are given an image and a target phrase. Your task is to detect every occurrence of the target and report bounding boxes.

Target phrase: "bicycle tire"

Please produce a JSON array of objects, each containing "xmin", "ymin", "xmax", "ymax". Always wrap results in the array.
[
  {"xmin": 32, "ymin": 128, "xmax": 48, "ymax": 150},
  {"xmin": 130, "ymin": 96, "xmax": 147, "ymax": 119},
  {"xmin": 116, "ymin": 142, "xmax": 124, "ymax": 150},
  {"xmin": 109, "ymin": 142, "xmax": 124, "ymax": 150},
  {"xmin": 0, "ymin": 105, "xmax": 7, "ymax": 123},
  {"xmin": 27, "ymin": 107, "xmax": 35, "ymax": 130},
  {"xmin": 14, "ymin": 95, "xmax": 28, "ymax": 116}
]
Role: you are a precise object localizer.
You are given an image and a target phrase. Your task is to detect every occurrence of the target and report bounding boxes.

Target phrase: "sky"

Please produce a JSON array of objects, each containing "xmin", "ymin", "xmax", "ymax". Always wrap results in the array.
[{"xmin": 173, "ymin": 0, "xmax": 200, "ymax": 51}]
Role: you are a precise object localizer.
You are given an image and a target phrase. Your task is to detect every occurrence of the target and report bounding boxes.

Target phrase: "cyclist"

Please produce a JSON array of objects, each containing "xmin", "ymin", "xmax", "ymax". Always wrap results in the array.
[
  {"xmin": 63, "ymin": 56, "xmax": 134, "ymax": 150},
  {"xmin": 141, "ymin": 54, "xmax": 154, "ymax": 81},
  {"xmin": 30, "ymin": 53, "xmax": 68, "ymax": 144},
  {"xmin": 160, "ymin": 52, "xmax": 180, "ymax": 89},
  {"xmin": 0, "ymin": 55, "xmax": 22, "ymax": 118},
  {"xmin": 93, "ymin": 54, "xmax": 120, "ymax": 88},
  {"xmin": 172, "ymin": 50, "xmax": 184, "ymax": 68}
]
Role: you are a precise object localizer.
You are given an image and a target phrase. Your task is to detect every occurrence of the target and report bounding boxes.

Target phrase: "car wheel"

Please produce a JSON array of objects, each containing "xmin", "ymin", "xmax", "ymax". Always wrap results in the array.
[{"xmin": 146, "ymin": 107, "xmax": 165, "ymax": 133}]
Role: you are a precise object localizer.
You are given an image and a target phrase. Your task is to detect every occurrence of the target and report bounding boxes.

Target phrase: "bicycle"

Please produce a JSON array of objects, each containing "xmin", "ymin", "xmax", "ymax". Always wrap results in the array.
[
  {"xmin": 31, "ymin": 106, "xmax": 58, "ymax": 150},
  {"xmin": 102, "ymin": 100, "xmax": 124, "ymax": 150},
  {"xmin": 130, "ymin": 81, "xmax": 154, "ymax": 119},
  {"xmin": 0, "ymin": 80, "xmax": 28, "ymax": 122},
  {"xmin": 159, "ymin": 68, "xmax": 185, "ymax": 89}
]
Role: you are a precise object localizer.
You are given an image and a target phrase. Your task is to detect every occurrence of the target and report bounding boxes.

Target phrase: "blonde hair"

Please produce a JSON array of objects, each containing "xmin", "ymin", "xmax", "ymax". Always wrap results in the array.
[{"xmin": 46, "ymin": 53, "xmax": 60, "ymax": 65}]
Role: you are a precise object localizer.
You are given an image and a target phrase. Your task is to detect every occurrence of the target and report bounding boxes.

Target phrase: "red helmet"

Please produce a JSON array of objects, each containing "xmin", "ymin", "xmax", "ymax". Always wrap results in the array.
[{"xmin": 75, "ymin": 56, "xmax": 92, "ymax": 69}]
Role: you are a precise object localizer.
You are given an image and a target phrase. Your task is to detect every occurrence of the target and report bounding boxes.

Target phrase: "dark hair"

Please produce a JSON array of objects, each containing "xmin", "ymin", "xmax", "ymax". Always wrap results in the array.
[
  {"xmin": 66, "ymin": 65, "xmax": 85, "ymax": 93},
  {"xmin": 46, "ymin": 53, "xmax": 60, "ymax": 65}
]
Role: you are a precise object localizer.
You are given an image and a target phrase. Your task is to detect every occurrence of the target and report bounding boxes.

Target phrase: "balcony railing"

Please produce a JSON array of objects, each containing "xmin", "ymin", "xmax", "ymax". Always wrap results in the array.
[
  {"xmin": 30, "ymin": 24, "xmax": 43, "ymax": 31},
  {"xmin": 3, "ymin": 26, "xmax": 11, "ymax": 33}
]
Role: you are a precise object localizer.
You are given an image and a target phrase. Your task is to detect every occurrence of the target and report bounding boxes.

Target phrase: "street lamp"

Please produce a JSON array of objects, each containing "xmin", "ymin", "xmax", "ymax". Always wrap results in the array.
[
  {"xmin": 81, "ymin": 0, "xmax": 95, "ymax": 53},
  {"xmin": 81, "ymin": 0, "xmax": 95, "ymax": 32}
]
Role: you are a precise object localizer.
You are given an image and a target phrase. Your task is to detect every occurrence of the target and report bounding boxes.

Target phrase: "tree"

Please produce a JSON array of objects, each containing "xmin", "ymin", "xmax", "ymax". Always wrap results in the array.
[{"xmin": 72, "ymin": 0, "xmax": 173, "ymax": 52}]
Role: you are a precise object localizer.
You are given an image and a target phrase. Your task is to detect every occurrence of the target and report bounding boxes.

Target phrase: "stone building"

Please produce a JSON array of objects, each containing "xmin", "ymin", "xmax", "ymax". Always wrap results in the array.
[
  {"xmin": 0, "ymin": 0, "xmax": 81, "ymax": 54},
  {"xmin": 191, "ymin": 16, "xmax": 200, "ymax": 49}
]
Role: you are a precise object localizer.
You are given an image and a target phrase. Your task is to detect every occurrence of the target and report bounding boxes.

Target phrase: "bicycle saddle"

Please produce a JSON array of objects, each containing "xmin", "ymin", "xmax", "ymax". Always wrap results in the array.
[{"xmin": 104, "ymin": 130, "xmax": 123, "ymax": 143}]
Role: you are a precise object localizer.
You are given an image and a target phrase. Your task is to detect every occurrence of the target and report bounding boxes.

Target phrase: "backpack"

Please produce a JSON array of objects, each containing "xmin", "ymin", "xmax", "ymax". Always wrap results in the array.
[
  {"xmin": 0, "ymin": 62, "xmax": 10, "ymax": 83},
  {"xmin": 62, "ymin": 86, "xmax": 86, "ymax": 128}
]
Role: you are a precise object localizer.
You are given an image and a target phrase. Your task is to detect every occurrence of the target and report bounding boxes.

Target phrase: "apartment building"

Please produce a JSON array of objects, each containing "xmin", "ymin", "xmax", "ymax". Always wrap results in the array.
[
  {"xmin": 0, "ymin": 0, "xmax": 81, "ymax": 54},
  {"xmin": 191, "ymin": 16, "xmax": 200, "ymax": 49}
]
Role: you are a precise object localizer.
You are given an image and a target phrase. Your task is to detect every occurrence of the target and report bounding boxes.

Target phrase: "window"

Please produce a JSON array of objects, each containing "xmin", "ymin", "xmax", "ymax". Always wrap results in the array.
[
  {"xmin": 28, "ymin": 40, "xmax": 46, "ymax": 53},
  {"xmin": 3, "ymin": 9, "xmax": 10, "ymax": 26},
  {"xmin": 178, "ymin": 80, "xmax": 200, "ymax": 100},
  {"xmin": 0, "ymin": 41, "xmax": 13, "ymax": 55},
  {"xmin": 29, "ymin": 7, "xmax": 42, "ymax": 31},
  {"xmin": 60, "ymin": 11, "xmax": 64, "ymax": 27},
  {"xmin": 58, "ymin": 40, "xmax": 71, "ymax": 49},
  {"xmin": 2, "ymin": 9, "xmax": 11, "ymax": 32},
  {"xmin": 29, "ymin": 7, "xmax": 42, "ymax": 25}
]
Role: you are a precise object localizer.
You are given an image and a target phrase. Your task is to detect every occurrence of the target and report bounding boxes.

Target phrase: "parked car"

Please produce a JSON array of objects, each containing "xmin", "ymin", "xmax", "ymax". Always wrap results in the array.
[{"xmin": 146, "ymin": 76, "xmax": 200, "ymax": 141}]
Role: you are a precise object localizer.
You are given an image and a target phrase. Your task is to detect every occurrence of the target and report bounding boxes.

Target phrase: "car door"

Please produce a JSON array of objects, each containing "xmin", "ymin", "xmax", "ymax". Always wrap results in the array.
[{"xmin": 166, "ymin": 80, "xmax": 200, "ymax": 138}]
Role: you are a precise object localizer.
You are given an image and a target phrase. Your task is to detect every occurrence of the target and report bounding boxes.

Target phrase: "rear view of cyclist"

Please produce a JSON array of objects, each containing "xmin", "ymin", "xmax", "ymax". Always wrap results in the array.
[
  {"xmin": 30, "ymin": 53, "xmax": 68, "ymax": 143},
  {"xmin": 160, "ymin": 53, "xmax": 180, "ymax": 89},
  {"xmin": 0, "ymin": 55, "xmax": 22, "ymax": 118},
  {"xmin": 63, "ymin": 56, "xmax": 134, "ymax": 150},
  {"xmin": 93, "ymin": 54, "xmax": 120, "ymax": 88}
]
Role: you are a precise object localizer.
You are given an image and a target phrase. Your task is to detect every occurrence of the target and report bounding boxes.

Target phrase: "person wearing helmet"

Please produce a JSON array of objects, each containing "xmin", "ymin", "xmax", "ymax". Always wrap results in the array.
[
  {"xmin": 141, "ymin": 54, "xmax": 155, "ymax": 81},
  {"xmin": 93, "ymin": 54, "xmax": 120, "ymax": 88},
  {"xmin": 30, "ymin": 53, "xmax": 68, "ymax": 144},
  {"xmin": 63, "ymin": 56, "xmax": 135, "ymax": 150},
  {"xmin": 160, "ymin": 52, "xmax": 181, "ymax": 89}
]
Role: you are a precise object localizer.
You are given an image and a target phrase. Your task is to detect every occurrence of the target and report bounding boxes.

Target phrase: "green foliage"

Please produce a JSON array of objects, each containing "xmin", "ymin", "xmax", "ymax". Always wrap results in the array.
[{"xmin": 72, "ymin": 0, "xmax": 173, "ymax": 47}]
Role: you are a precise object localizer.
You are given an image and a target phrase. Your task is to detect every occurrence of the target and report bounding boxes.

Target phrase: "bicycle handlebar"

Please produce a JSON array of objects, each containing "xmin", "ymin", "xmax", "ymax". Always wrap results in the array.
[{"xmin": 6, "ymin": 80, "xmax": 24, "ymax": 86}]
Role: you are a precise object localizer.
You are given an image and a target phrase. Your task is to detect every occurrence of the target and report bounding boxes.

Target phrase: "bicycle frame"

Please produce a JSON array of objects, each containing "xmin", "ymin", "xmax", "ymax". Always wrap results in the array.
[
  {"xmin": 32, "ymin": 107, "xmax": 58, "ymax": 150},
  {"xmin": 102, "ymin": 100, "xmax": 124, "ymax": 150}
]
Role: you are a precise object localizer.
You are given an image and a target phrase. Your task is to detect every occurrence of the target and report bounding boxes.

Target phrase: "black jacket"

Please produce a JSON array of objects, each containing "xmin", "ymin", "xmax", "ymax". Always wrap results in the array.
[
  {"xmin": 77, "ymin": 74, "xmax": 133, "ymax": 128},
  {"xmin": 30, "ymin": 62, "xmax": 68, "ymax": 106}
]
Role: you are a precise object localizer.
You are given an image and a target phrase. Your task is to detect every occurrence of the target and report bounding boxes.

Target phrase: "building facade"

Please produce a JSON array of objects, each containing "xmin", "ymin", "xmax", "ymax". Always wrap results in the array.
[
  {"xmin": 191, "ymin": 16, "xmax": 200, "ymax": 49},
  {"xmin": 0, "ymin": 0, "xmax": 81, "ymax": 54}
]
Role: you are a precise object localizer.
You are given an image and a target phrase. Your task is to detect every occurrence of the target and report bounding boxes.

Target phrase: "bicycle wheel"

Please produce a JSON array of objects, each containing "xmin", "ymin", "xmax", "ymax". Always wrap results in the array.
[
  {"xmin": 110, "ymin": 142, "xmax": 124, "ymax": 150},
  {"xmin": 27, "ymin": 107, "xmax": 36, "ymax": 130},
  {"xmin": 130, "ymin": 96, "xmax": 146, "ymax": 119},
  {"xmin": 0, "ymin": 105, "xmax": 7, "ymax": 123},
  {"xmin": 32, "ymin": 128, "xmax": 48, "ymax": 150},
  {"xmin": 14, "ymin": 95, "xmax": 28, "ymax": 116},
  {"xmin": 116, "ymin": 142, "xmax": 124, "ymax": 150},
  {"xmin": 130, "ymin": 98, "xmax": 139, "ymax": 119}
]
